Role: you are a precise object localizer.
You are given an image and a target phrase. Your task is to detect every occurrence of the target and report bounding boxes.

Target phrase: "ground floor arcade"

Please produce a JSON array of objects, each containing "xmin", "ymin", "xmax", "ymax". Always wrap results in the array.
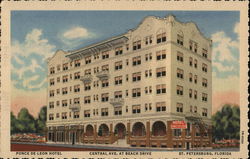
[{"xmin": 46, "ymin": 119, "xmax": 212, "ymax": 149}]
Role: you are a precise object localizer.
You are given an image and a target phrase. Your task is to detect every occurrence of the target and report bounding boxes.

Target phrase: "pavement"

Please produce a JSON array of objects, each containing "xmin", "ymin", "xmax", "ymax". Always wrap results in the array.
[{"xmin": 11, "ymin": 142, "xmax": 240, "ymax": 152}]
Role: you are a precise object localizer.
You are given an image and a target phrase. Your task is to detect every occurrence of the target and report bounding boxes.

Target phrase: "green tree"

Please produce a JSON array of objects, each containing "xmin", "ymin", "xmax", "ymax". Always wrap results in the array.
[
  {"xmin": 16, "ymin": 108, "xmax": 36, "ymax": 133},
  {"xmin": 212, "ymin": 104, "xmax": 240, "ymax": 141},
  {"xmin": 36, "ymin": 106, "xmax": 47, "ymax": 134},
  {"xmin": 11, "ymin": 112, "xmax": 20, "ymax": 134}
]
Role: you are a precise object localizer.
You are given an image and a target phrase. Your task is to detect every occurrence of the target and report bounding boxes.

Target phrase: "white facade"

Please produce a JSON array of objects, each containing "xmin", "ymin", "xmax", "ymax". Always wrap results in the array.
[{"xmin": 46, "ymin": 15, "xmax": 212, "ymax": 148}]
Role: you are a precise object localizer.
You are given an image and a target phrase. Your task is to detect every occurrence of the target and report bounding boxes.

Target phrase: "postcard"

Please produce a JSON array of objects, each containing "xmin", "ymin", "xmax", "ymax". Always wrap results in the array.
[{"xmin": 0, "ymin": 0, "xmax": 249, "ymax": 159}]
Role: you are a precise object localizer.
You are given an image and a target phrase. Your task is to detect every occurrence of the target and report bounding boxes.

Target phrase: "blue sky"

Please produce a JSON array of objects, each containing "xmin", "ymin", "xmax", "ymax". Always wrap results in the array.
[{"xmin": 11, "ymin": 11, "xmax": 240, "ymax": 92}]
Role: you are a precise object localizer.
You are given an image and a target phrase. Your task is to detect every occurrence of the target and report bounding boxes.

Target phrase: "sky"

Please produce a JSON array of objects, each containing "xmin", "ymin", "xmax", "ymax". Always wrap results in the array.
[{"xmin": 11, "ymin": 11, "xmax": 240, "ymax": 117}]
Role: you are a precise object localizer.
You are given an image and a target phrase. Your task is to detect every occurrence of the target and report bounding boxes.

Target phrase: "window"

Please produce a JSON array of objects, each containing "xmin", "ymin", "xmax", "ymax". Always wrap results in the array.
[
  {"xmin": 84, "ymin": 69, "xmax": 91, "ymax": 75},
  {"xmin": 202, "ymin": 49, "xmax": 208, "ymax": 58},
  {"xmin": 56, "ymin": 101, "xmax": 60, "ymax": 106},
  {"xmin": 156, "ymin": 50, "xmax": 166, "ymax": 60},
  {"xmin": 50, "ymin": 79, "xmax": 55, "ymax": 86},
  {"xmin": 126, "ymin": 90, "xmax": 129, "ymax": 97},
  {"xmin": 176, "ymin": 103, "xmax": 183, "ymax": 113},
  {"xmin": 173, "ymin": 129, "xmax": 182, "ymax": 137},
  {"xmin": 156, "ymin": 67, "xmax": 166, "ymax": 77},
  {"xmin": 62, "ymin": 112, "xmax": 67, "ymax": 119},
  {"xmin": 114, "ymin": 76, "xmax": 122, "ymax": 85},
  {"xmin": 62, "ymin": 75, "xmax": 68, "ymax": 83},
  {"xmin": 49, "ymin": 102, "xmax": 54, "ymax": 109},
  {"xmin": 57, "ymin": 65, "xmax": 61, "ymax": 71},
  {"xmin": 133, "ymin": 40, "xmax": 141, "ymax": 50},
  {"xmin": 156, "ymin": 84, "xmax": 166, "ymax": 94},
  {"xmin": 101, "ymin": 64, "xmax": 109, "ymax": 71},
  {"xmin": 194, "ymin": 75, "xmax": 197, "ymax": 84},
  {"xmin": 85, "ymin": 56, "xmax": 91, "ymax": 64},
  {"xmin": 202, "ymin": 93, "xmax": 208, "ymax": 102},
  {"xmin": 50, "ymin": 67, "xmax": 55, "ymax": 74},
  {"xmin": 73, "ymin": 111, "xmax": 80, "ymax": 118},
  {"xmin": 189, "ymin": 40, "xmax": 198, "ymax": 53},
  {"xmin": 202, "ymin": 108, "xmax": 208, "ymax": 117},
  {"xmin": 114, "ymin": 107, "xmax": 122, "ymax": 115},
  {"xmin": 194, "ymin": 106, "xmax": 197, "ymax": 113},
  {"xmin": 194, "ymin": 90, "xmax": 197, "ymax": 99},
  {"xmin": 115, "ymin": 47, "xmax": 123, "ymax": 55},
  {"xmin": 49, "ymin": 114, "xmax": 54, "ymax": 120},
  {"xmin": 189, "ymin": 57, "xmax": 193, "ymax": 66},
  {"xmin": 176, "ymin": 85, "xmax": 183, "ymax": 95},
  {"xmin": 189, "ymin": 73, "xmax": 193, "ymax": 82},
  {"xmin": 145, "ymin": 36, "xmax": 153, "ymax": 45},
  {"xmin": 132, "ymin": 56, "xmax": 141, "ymax": 66},
  {"xmin": 186, "ymin": 123, "xmax": 191, "ymax": 136},
  {"xmin": 177, "ymin": 68, "xmax": 184, "ymax": 79},
  {"xmin": 177, "ymin": 34, "xmax": 183, "ymax": 45},
  {"xmin": 156, "ymin": 32, "xmax": 166, "ymax": 43},
  {"xmin": 57, "ymin": 77, "xmax": 60, "ymax": 83},
  {"xmin": 177, "ymin": 52, "xmax": 183, "ymax": 62},
  {"xmin": 101, "ymin": 79, "xmax": 109, "ymax": 88},
  {"xmin": 74, "ymin": 59, "xmax": 81, "ymax": 67},
  {"xmin": 114, "ymin": 91, "xmax": 122, "ymax": 98},
  {"xmin": 74, "ymin": 72, "xmax": 80, "ymax": 79},
  {"xmin": 74, "ymin": 85, "xmax": 80, "ymax": 92},
  {"xmin": 63, "ymin": 63, "xmax": 68, "ymax": 71},
  {"xmin": 115, "ymin": 61, "xmax": 123, "ymax": 70},
  {"xmin": 93, "ymin": 94, "xmax": 99, "ymax": 101},
  {"xmin": 189, "ymin": 89, "xmax": 192, "ymax": 98},
  {"xmin": 145, "ymin": 86, "xmax": 152, "ymax": 94},
  {"xmin": 101, "ymin": 93, "xmax": 109, "ymax": 102},
  {"xmin": 102, "ymin": 51, "xmax": 109, "ymax": 59},
  {"xmin": 84, "ymin": 110, "xmax": 90, "ymax": 118},
  {"xmin": 93, "ymin": 67, "xmax": 99, "ymax": 73},
  {"xmin": 145, "ymin": 53, "xmax": 152, "ymax": 61},
  {"xmin": 202, "ymin": 63, "xmax": 208, "ymax": 72},
  {"xmin": 56, "ymin": 113, "xmax": 60, "ymax": 118},
  {"xmin": 156, "ymin": 102, "xmax": 166, "ymax": 112},
  {"xmin": 126, "ymin": 44, "xmax": 129, "ymax": 51},
  {"xmin": 132, "ymin": 105, "xmax": 141, "ymax": 114},
  {"xmin": 202, "ymin": 78, "xmax": 208, "ymax": 87},
  {"xmin": 194, "ymin": 59, "xmax": 198, "ymax": 68},
  {"xmin": 93, "ymin": 81, "xmax": 99, "ymax": 87},
  {"xmin": 94, "ymin": 53, "xmax": 100, "ymax": 60},
  {"xmin": 132, "ymin": 88, "xmax": 141, "ymax": 97},
  {"xmin": 145, "ymin": 69, "xmax": 152, "ymax": 77},
  {"xmin": 56, "ymin": 89, "xmax": 60, "ymax": 94},
  {"xmin": 62, "ymin": 100, "xmax": 68, "ymax": 107},
  {"xmin": 101, "ymin": 108, "xmax": 109, "ymax": 116},
  {"xmin": 132, "ymin": 72, "xmax": 141, "ymax": 82},
  {"xmin": 84, "ymin": 82, "xmax": 91, "ymax": 90},
  {"xmin": 49, "ymin": 90, "xmax": 55, "ymax": 97},
  {"xmin": 126, "ymin": 74, "xmax": 129, "ymax": 81},
  {"xmin": 84, "ymin": 96, "xmax": 91, "ymax": 104}
]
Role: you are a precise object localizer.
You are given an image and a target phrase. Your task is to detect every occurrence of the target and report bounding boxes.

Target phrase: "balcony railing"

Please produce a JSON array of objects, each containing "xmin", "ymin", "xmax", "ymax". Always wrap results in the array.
[
  {"xmin": 69, "ymin": 104, "xmax": 81, "ymax": 111},
  {"xmin": 109, "ymin": 98, "xmax": 124, "ymax": 107},
  {"xmin": 80, "ymin": 74, "xmax": 93, "ymax": 83},
  {"xmin": 185, "ymin": 112, "xmax": 201, "ymax": 120},
  {"xmin": 95, "ymin": 70, "xmax": 109, "ymax": 80}
]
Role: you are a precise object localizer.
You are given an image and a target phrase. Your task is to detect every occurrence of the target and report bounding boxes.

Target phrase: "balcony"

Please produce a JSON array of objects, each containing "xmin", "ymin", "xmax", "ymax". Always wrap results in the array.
[
  {"xmin": 95, "ymin": 70, "xmax": 109, "ymax": 80},
  {"xmin": 109, "ymin": 98, "xmax": 124, "ymax": 107},
  {"xmin": 80, "ymin": 74, "xmax": 93, "ymax": 83},
  {"xmin": 185, "ymin": 112, "xmax": 201, "ymax": 120},
  {"xmin": 69, "ymin": 104, "xmax": 81, "ymax": 111}
]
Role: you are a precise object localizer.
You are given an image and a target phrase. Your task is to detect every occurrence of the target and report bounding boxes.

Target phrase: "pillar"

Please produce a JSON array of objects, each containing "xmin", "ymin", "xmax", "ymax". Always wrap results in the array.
[
  {"xmin": 167, "ymin": 121, "xmax": 173, "ymax": 148},
  {"xmin": 94, "ymin": 124, "xmax": 97, "ymax": 143},
  {"xmin": 146, "ymin": 121, "xmax": 150, "ymax": 147},
  {"xmin": 127, "ymin": 122, "xmax": 131, "ymax": 144},
  {"xmin": 110, "ymin": 123, "xmax": 114, "ymax": 143}
]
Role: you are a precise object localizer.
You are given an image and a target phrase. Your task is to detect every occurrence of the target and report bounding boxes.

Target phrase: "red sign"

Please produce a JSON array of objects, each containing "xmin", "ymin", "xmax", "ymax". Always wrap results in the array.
[{"xmin": 171, "ymin": 121, "xmax": 187, "ymax": 129}]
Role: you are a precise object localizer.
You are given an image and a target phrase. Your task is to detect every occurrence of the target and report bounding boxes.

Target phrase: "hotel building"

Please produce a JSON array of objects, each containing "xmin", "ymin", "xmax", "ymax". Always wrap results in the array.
[{"xmin": 46, "ymin": 15, "xmax": 212, "ymax": 149}]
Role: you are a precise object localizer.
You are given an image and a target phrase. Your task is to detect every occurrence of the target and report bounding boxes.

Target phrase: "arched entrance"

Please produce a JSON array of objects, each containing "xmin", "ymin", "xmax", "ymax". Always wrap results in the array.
[
  {"xmin": 98, "ymin": 124, "xmax": 109, "ymax": 136},
  {"xmin": 132, "ymin": 122, "xmax": 146, "ymax": 136},
  {"xmin": 152, "ymin": 121, "xmax": 167, "ymax": 136},
  {"xmin": 85, "ymin": 125, "xmax": 94, "ymax": 136},
  {"xmin": 115, "ymin": 123, "xmax": 126, "ymax": 139}
]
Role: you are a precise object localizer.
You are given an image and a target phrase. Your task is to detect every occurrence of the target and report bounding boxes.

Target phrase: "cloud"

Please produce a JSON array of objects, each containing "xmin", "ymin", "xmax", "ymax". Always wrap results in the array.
[
  {"xmin": 63, "ymin": 27, "xmax": 89, "ymax": 39},
  {"xmin": 11, "ymin": 28, "xmax": 56, "ymax": 91},
  {"xmin": 212, "ymin": 72, "xmax": 239, "ymax": 93},
  {"xmin": 234, "ymin": 22, "xmax": 239, "ymax": 35},
  {"xmin": 59, "ymin": 26, "xmax": 95, "ymax": 48}
]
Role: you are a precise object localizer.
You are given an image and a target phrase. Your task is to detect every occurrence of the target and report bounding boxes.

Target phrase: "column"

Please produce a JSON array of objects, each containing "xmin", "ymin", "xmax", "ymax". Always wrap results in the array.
[
  {"xmin": 110, "ymin": 123, "xmax": 114, "ymax": 144},
  {"xmin": 94, "ymin": 124, "xmax": 97, "ymax": 143},
  {"xmin": 146, "ymin": 121, "xmax": 150, "ymax": 147},
  {"xmin": 167, "ymin": 121, "xmax": 173, "ymax": 148},
  {"xmin": 127, "ymin": 122, "xmax": 131, "ymax": 144}
]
